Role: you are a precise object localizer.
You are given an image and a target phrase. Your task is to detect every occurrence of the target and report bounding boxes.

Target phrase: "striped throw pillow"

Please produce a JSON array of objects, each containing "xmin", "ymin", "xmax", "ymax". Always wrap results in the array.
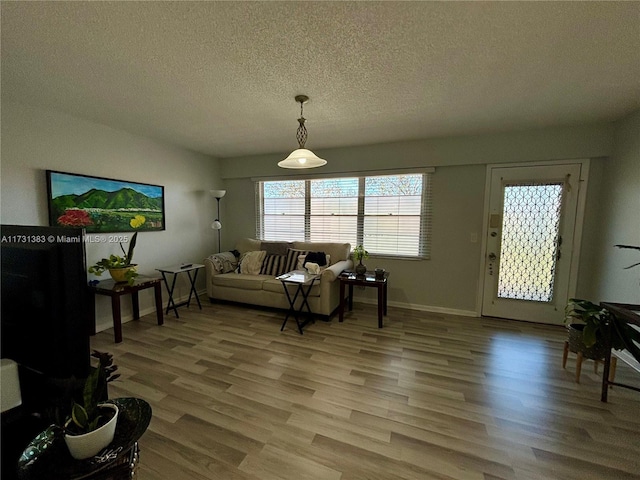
[{"xmin": 260, "ymin": 254, "xmax": 287, "ymax": 276}]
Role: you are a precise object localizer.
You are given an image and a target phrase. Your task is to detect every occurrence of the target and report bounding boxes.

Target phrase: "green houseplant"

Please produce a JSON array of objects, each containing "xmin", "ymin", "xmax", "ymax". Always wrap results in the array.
[
  {"xmin": 63, "ymin": 351, "xmax": 121, "ymax": 459},
  {"xmin": 353, "ymin": 245, "xmax": 369, "ymax": 276},
  {"xmin": 89, "ymin": 230, "xmax": 139, "ymax": 285},
  {"xmin": 565, "ymin": 298, "xmax": 640, "ymax": 363}
]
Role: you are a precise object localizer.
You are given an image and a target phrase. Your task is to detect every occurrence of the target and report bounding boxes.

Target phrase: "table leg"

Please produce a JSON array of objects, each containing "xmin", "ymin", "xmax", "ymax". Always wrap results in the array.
[
  {"xmin": 281, "ymin": 283, "xmax": 302, "ymax": 332},
  {"xmin": 163, "ymin": 272, "xmax": 180, "ymax": 318},
  {"xmin": 383, "ymin": 281, "xmax": 388, "ymax": 316},
  {"xmin": 186, "ymin": 270, "xmax": 202, "ymax": 309},
  {"xmin": 348, "ymin": 284, "xmax": 354, "ymax": 311},
  {"xmin": 339, "ymin": 280, "xmax": 346, "ymax": 322},
  {"xmin": 154, "ymin": 281, "xmax": 164, "ymax": 326},
  {"xmin": 111, "ymin": 295, "xmax": 123, "ymax": 344},
  {"xmin": 132, "ymin": 291, "xmax": 140, "ymax": 320},
  {"xmin": 377, "ymin": 284, "xmax": 384, "ymax": 328}
]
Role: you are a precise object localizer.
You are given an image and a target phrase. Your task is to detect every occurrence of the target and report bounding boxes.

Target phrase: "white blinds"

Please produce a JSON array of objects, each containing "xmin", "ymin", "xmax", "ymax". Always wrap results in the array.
[{"xmin": 256, "ymin": 172, "xmax": 432, "ymax": 258}]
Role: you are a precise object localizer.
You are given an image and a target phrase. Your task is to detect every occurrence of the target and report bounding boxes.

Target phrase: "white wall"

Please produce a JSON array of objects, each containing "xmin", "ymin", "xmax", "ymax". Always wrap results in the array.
[
  {"xmin": 1, "ymin": 102, "xmax": 222, "ymax": 332},
  {"xmin": 220, "ymin": 123, "xmax": 618, "ymax": 315},
  {"xmin": 584, "ymin": 110, "xmax": 640, "ymax": 304}
]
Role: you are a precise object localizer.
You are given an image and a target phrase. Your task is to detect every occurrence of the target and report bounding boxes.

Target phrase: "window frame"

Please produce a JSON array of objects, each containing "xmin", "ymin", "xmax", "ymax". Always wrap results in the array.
[{"xmin": 255, "ymin": 170, "xmax": 433, "ymax": 259}]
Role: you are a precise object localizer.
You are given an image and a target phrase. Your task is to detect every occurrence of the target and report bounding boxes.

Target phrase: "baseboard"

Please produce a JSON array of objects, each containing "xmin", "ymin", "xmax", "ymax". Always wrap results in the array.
[
  {"xmin": 94, "ymin": 289, "xmax": 207, "ymax": 333},
  {"xmin": 354, "ymin": 298, "xmax": 478, "ymax": 317}
]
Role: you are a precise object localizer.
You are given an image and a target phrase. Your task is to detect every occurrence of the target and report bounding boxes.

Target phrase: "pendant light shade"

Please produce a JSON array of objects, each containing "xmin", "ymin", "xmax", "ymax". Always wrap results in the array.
[
  {"xmin": 278, "ymin": 148, "xmax": 327, "ymax": 169},
  {"xmin": 278, "ymin": 95, "xmax": 326, "ymax": 169}
]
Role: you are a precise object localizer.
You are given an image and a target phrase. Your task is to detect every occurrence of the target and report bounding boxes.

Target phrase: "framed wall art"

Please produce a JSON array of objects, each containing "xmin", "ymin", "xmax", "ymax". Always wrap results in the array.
[{"xmin": 46, "ymin": 170, "xmax": 165, "ymax": 233}]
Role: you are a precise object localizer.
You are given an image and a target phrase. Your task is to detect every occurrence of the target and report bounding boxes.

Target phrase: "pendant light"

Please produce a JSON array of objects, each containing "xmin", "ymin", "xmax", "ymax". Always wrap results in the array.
[{"xmin": 278, "ymin": 95, "xmax": 327, "ymax": 169}]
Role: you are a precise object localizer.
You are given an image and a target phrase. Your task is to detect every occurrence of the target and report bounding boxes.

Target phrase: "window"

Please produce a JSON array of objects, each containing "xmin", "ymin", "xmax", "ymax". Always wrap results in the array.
[{"xmin": 256, "ymin": 172, "xmax": 432, "ymax": 258}]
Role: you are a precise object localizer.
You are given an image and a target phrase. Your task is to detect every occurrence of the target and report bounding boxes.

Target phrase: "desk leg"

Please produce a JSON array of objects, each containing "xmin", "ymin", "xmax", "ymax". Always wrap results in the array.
[
  {"xmin": 154, "ymin": 281, "xmax": 164, "ymax": 326},
  {"xmin": 132, "ymin": 291, "xmax": 140, "ymax": 320},
  {"xmin": 377, "ymin": 285, "xmax": 384, "ymax": 328},
  {"xmin": 339, "ymin": 281, "xmax": 346, "ymax": 322},
  {"xmin": 111, "ymin": 295, "xmax": 123, "ymax": 344}
]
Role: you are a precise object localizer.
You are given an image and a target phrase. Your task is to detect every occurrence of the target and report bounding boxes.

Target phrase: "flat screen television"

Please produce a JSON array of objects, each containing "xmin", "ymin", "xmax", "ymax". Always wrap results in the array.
[{"xmin": 1, "ymin": 225, "xmax": 92, "ymax": 383}]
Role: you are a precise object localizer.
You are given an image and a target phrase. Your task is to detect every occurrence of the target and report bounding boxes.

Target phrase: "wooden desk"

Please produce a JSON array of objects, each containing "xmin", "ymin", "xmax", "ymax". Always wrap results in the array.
[
  {"xmin": 90, "ymin": 276, "xmax": 163, "ymax": 343},
  {"xmin": 600, "ymin": 302, "xmax": 640, "ymax": 402},
  {"xmin": 339, "ymin": 271, "xmax": 389, "ymax": 328}
]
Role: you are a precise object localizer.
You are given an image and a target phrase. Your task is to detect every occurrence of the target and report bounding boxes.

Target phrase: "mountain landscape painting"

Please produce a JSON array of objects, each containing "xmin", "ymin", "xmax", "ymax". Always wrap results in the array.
[{"xmin": 47, "ymin": 171, "xmax": 165, "ymax": 233}]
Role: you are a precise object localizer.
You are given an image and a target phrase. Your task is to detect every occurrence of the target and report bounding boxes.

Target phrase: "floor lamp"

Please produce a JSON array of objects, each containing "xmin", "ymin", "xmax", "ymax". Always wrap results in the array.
[{"xmin": 210, "ymin": 189, "xmax": 226, "ymax": 253}]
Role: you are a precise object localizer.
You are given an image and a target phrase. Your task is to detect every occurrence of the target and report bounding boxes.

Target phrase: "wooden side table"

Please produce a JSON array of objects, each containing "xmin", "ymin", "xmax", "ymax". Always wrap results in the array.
[
  {"xmin": 89, "ymin": 276, "xmax": 163, "ymax": 343},
  {"xmin": 338, "ymin": 271, "xmax": 389, "ymax": 328}
]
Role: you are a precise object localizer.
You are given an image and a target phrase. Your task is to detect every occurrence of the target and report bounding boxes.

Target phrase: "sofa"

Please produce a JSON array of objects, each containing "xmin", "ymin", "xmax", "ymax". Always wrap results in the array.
[{"xmin": 204, "ymin": 238, "xmax": 353, "ymax": 317}]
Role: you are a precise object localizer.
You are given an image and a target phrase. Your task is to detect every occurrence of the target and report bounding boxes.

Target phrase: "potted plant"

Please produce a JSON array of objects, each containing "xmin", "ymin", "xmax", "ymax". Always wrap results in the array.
[
  {"xmin": 564, "ymin": 298, "xmax": 640, "ymax": 365},
  {"xmin": 353, "ymin": 245, "xmax": 369, "ymax": 276},
  {"xmin": 89, "ymin": 231, "xmax": 139, "ymax": 285},
  {"xmin": 63, "ymin": 351, "xmax": 121, "ymax": 460}
]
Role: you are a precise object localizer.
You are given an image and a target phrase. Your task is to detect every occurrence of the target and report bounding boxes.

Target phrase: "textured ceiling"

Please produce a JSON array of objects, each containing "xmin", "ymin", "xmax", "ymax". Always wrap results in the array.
[{"xmin": 2, "ymin": 2, "xmax": 639, "ymax": 158}]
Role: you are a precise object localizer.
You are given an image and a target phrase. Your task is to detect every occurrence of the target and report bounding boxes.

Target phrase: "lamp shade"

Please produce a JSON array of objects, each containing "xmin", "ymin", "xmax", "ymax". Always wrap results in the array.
[
  {"xmin": 278, "ymin": 149, "xmax": 327, "ymax": 169},
  {"xmin": 210, "ymin": 189, "xmax": 226, "ymax": 199}
]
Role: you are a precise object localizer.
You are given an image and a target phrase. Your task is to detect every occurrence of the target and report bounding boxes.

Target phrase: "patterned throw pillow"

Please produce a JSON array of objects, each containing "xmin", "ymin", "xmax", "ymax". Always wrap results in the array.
[
  {"xmin": 260, "ymin": 254, "xmax": 287, "ymax": 276},
  {"xmin": 284, "ymin": 248, "xmax": 309, "ymax": 273}
]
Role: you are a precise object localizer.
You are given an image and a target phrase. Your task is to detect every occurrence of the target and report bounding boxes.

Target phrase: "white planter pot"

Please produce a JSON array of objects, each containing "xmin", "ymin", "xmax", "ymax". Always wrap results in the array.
[{"xmin": 64, "ymin": 403, "xmax": 119, "ymax": 460}]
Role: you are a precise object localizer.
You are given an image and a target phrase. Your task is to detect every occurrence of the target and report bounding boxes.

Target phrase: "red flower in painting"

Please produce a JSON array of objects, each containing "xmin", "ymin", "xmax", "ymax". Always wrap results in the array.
[{"xmin": 57, "ymin": 209, "xmax": 93, "ymax": 226}]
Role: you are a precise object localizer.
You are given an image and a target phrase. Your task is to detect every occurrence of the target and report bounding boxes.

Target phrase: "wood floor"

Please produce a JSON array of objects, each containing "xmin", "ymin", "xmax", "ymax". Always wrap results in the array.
[{"xmin": 91, "ymin": 298, "xmax": 640, "ymax": 480}]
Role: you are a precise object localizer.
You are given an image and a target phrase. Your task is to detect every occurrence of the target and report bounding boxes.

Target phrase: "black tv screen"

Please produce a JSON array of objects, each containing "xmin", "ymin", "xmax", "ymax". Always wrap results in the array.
[{"xmin": 1, "ymin": 225, "xmax": 92, "ymax": 380}]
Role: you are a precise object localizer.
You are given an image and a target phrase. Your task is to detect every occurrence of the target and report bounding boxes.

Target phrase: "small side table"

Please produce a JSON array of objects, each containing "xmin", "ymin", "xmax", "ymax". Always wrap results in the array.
[
  {"xmin": 156, "ymin": 264, "xmax": 204, "ymax": 318},
  {"xmin": 89, "ymin": 276, "xmax": 164, "ymax": 343},
  {"xmin": 339, "ymin": 271, "xmax": 389, "ymax": 328},
  {"xmin": 277, "ymin": 270, "xmax": 321, "ymax": 334}
]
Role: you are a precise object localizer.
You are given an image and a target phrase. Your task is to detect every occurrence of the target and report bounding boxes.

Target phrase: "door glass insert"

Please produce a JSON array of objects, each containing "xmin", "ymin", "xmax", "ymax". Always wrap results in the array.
[{"xmin": 497, "ymin": 182, "xmax": 563, "ymax": 302}]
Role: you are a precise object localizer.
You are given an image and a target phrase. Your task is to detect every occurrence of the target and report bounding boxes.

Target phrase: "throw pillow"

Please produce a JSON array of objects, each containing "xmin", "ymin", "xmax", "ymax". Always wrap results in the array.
[
  {"xmin": 284, "ymin": 248, "xmax": 309, "ymax": 273},
  {"xmin": 297, "ymin": 254, "xmax": 331, "ymax": 271},
  {"xmin": 238, "ymin": 250, "xmax": 267, "ymax": 275},
  {"xmin": 260, "ymin": 241, "xmax": 293, "ymax": 256},
  {"xmin": 260, "ymin": 254, "xmax": 287, "ymax": 276}
]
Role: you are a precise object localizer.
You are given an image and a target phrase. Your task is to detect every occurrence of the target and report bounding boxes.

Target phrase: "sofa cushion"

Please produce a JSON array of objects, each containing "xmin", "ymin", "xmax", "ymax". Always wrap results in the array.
[
  {"xmin": 238, "ymin": 250, "xmax": 267, "ymax": 275},
  {"xmin": 260, "ymin": 254, "xmax": 287, "ymax": 276},
  {"xmin": 213, "ymin": 273, "xmax": 271, "ymax": 290},
  {"xmin": 292, "ymin": 241, "xmax": 351, "ymax": 264},
  {"xmin": 260, "ymin": 241, "xmax": 293, "ymax": 256}
]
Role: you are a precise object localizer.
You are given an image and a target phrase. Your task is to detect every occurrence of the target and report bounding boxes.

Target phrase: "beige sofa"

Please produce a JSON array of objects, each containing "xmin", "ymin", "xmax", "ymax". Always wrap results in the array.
[{"xmin": 204, "ymin": 238, "xmax": 352, "ymax": 317}]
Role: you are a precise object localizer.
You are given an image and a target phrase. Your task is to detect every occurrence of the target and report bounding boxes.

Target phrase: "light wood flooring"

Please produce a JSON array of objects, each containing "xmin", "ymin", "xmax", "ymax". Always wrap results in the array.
[{"xmin": 91, "ymin": 298, "xmax": 640, "ymax": 480}]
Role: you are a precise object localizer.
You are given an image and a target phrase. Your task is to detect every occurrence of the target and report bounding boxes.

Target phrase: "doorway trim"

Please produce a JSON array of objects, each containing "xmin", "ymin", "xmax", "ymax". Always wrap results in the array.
[{"xmin": 475, "ymin": 159, "xmax": 591, "ymax": 320}]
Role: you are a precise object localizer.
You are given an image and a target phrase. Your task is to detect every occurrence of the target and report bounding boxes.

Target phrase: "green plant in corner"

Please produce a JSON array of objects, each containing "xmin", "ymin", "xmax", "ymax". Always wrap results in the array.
[
  {"xmin": 66, "ymin": 351, "xmax": 120, "ymax": 435},
  {"xmin": 565, "ymin": 298, "xmax": 640, "ymax": 363}
]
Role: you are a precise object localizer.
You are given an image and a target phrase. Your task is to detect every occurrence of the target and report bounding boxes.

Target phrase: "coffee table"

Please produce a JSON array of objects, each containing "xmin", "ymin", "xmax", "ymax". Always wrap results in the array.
[{"xmin": 339, "ymin": 271, "xmax": 389, "ymax": 328}]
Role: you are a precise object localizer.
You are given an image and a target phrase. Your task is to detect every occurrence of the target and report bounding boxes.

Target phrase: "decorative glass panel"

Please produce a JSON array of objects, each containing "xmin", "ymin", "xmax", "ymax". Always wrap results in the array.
[{"xmin": 497, "ymin": 183, "xmax": 563, "ymax": 302}]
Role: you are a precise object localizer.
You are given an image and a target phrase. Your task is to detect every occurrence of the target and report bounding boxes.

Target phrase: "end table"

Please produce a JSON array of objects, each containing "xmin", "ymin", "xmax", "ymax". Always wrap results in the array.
[
  {"xmin": 338, "ymin": 271, "xmax": 389, "ymax": 328},
  {"xmin": 89, "ymin": 276, "xmax": 164, "ymax": 343}
]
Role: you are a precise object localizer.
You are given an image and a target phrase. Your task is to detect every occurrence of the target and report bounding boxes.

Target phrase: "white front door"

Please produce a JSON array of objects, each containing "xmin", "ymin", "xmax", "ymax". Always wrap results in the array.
[{"xmin": 481, "ymin": 163, "xmax": 584, "ymax": 324}]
